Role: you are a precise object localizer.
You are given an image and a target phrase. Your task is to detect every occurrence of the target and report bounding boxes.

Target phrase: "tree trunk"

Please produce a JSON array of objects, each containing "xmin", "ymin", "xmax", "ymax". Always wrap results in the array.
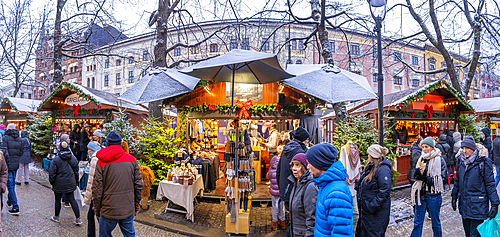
[{"xmin": 52, "ymin": 0, "xmax": 67, "ymax": 88}]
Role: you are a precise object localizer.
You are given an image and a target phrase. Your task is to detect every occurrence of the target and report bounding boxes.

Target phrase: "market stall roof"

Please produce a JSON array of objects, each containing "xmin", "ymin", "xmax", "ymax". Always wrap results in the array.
[
  {"xmin": 284, "ymin": 64, "xmax": 377, "ymax": 104},
  {"xmin": 353, "ymin": 80, "xmax": 474, "ymax": 113},
  {"xmin": 468, "ymin": 97, "xmax": 500, "ymax": 113},
  {"xmin": 38, "ymin": 82, "xmax": 148, "ymax": 112},
  {"xmin": 1, "ymin": 97, "xmax": 42, "ymax": 113}
]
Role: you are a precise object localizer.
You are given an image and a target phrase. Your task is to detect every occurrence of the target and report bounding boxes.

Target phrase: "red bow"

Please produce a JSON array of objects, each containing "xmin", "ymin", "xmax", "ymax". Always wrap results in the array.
[
  {"xmin": 424, "ymin": 104, "xmax": 434, "ymax": 119},
  {"xmin": 411, "ymin": 112, "xmax": 416, "ymax": 118},
  {"xmin": 72, "ymin": 104, "xmax": 80, "ymax": 117},
  {"xmin": 235, "ymin": 100, "xmax": 252, "ymax": 120},
  {"xmin": 275, "ymin": 104, "xmax": 282, "ymax": 111},
  {"xmin": 208, "ymin": 104, "xmax": 216, "ymax": 110},
  {"xmin": 96, "ymin": 104, "xmax": 102, "ymax": 110}
]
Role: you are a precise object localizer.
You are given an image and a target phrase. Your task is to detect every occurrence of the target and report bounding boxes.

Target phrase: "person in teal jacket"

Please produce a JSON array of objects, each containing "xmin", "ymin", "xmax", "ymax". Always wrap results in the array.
[{"xmin": 305, "ymin": 143, "xmax": 354, "ymax": 237}]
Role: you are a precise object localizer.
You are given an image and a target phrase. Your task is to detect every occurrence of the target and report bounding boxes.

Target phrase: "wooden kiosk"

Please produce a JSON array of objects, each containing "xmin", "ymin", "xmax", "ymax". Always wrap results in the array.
[
  {"xmin": 352, "ymin": 80, "xmax": 474, "ymax": 186},
  {"xmin": 469, "ymin": 97, "xmax": 500, "ymax": 140},
  {"xmin": 0, "ymin": 97, "xmax": 42, "ymax": 130}
]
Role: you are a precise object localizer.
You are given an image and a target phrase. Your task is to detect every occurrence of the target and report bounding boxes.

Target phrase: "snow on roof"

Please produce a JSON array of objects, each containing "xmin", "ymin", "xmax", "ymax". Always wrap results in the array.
[
  {"xmin": 5, "ymin": 97, "xmax": 42, "ymax": 112},
  {"xmin": 468, "ymin": 97, "xmax": 500, "ymax": 113},
  {"xmin": 69, "ymin": 83, "xmax": 148, "ymax": 112}
]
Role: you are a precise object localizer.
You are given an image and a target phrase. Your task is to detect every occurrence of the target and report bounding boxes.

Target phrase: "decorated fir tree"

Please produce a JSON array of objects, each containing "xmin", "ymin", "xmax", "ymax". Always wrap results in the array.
[
  {"xmin": 103, "ymin": 106, "xmax": 138, "ymax": 152},
  {"xmin": 136, "ymin": 117, "xmax": 180, "ymax": 159},
  {"xmin": 25, "ymin": 114, "xmax": 53, "ymax": 156}
]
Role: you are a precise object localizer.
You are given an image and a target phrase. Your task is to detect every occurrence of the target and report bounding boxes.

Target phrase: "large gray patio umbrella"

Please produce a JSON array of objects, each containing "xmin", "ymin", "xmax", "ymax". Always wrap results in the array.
[
  {"xmin": 284, "ymin": 64, "xmax": 378, "ymax": 104},
  {"xmin": 180, "ymin": 49, "xmax": 294, "ymax": 108},
  {"xmin": 120, "ymin": 68, "xmax": 200, "ymax": 104}
]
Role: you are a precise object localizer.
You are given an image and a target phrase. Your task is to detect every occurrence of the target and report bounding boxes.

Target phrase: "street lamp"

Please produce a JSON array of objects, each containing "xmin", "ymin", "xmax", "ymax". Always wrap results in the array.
[{"xmin": 369, "ymin": 0, "xmax": 387, "ymax": 146}]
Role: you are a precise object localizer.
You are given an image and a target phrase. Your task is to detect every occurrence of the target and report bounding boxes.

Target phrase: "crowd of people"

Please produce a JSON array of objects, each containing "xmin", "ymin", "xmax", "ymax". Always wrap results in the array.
[{"xmin": 264, "ymin": 125, "xmax": 500, "ymax": 237}]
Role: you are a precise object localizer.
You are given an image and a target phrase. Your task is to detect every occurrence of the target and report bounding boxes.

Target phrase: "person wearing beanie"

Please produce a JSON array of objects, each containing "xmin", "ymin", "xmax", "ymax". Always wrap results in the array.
[
  {"xmin": 355, "ymin": 144, "xmax": 392, "ymax": 237},
  {"xmin": 288, "ymin": 153, "xmax": 317, "ymax": 237},
  {"xmin": 452, "ymin": 135, "xmax": 500, "ymax": 237},
  {"xmin": 85, "ymin": 141, "xmax": 102, "ymax": 237},
  {"xmin": 92, "ymin": 131, "xmax": 143, "ymax": 236},
  {"xmin": 410, "ymin": 136, "xmax": 444, "ymax": 237},
  {"xmin": 0, "ymin": 124, "xmax": 5, "ymax": 136},
  {"xmin": 305, "ymin": 143, "xmax": 353, "ymax": 237},
  {"xmin": 48, "ymin": 141, "xmax": 81, "ymax": 225},
  {"xmin": 0, "ymin": 123, "xmax": 23, "ymax": 215}
]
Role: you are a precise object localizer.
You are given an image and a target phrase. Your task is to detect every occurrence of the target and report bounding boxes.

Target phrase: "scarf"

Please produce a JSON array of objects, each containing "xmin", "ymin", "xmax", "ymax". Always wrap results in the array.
[
  {"xmin": 411, "ymin": 148, "xmax": 443, "ymax": 206},
  {"xmin": 460, "ymin": 149, "xmax": 478, "ymax": 168}
]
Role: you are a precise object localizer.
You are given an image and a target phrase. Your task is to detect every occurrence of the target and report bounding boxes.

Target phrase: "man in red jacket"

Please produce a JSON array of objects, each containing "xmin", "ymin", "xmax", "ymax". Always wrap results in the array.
[{"xmin": 92, "ymin": 132, "xmax": 143, "ymax": 237}]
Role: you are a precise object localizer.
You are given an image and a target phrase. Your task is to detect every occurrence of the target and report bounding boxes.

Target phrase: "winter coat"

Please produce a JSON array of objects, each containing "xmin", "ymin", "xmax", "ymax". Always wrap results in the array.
[
  {"xmin": 288, "ymin": 170, "xmax": 318, "ymax": 237},
  {"xmin": 436, "ymin": 135, "xmax": 453, "ymax": 166},
  {"xmin": 452, "ymin": 144, "xmax": 500, "ymax": 220},
  {"xmin": 69, "ymin": 127, "xmax": 81, "ymax": 151},
  {"xmin": 480, "ymin": 127, "xmax": 493, "ymax": 160},
  {"xmin": 355, "ymin": 158, "xmax": 392, "ymax": 237},
  {"xmin": 19, "ymin": 131, "xmax": 31, "ymax": 164},
  {"xmin": 407, "ymin": 141, "xmax": 421, "ymax": 184},
  {"xmin": 276, "ymin": 139, "xmax": 307, "ymax": 204},
  {"xmin": 48, "ymin": 150, "xmax": 79, "ymax": 194},
  {"xmin": 92, "ymin": 145, "xmax": 143, "ymax": 220},
  {"xmin": 493, "ymin": 136, "xmax": 500, "ymax": 166},
  {"xmin": 313, "ymin": 161, "xmax": 353, "ymax": 237},
  {"xmin": 0, "ymin": 151, "xmax": 8, "ymax": 193},
  {"xmin": 84, "ymin": 154, "xmax": 98, "ymax": 205},
  {"xmin": 80, "ymin": 129, "xmax": 91, "ymax": 152},
  {"xmin": 1, "ymin": 129, "xmax": 23, "ymax": 171},
  {"xmin": 453, "ymin": 132, "xmax": 462, "ymax": 156},
  {"xmin": 446, "ymin": 129, "xmax": 455, "ymax": 152},
  {"xmin": 266, "ymin": 155, "xmax": 280, "ymax": 197}
]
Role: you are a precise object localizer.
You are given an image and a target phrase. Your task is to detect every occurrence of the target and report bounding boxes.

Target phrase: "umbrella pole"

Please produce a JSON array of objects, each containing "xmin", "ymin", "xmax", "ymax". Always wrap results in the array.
[{"xmin": 231, "ymin": 66, "xmax": 236, "ymax": 110}]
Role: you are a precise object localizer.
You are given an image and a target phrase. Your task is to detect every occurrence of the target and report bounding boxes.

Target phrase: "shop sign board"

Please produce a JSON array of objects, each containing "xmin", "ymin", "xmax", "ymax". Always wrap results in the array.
[
  {"xmin": 65, "ymin": 94, "xmax": 89, "ymax": 106},
  {"xmin": 226, "ymin": 83, "xmax": 263, "ymax": 102},
  {"xmin": 413, "ymin": 94, "xmax": 444, "ymax": 111}
]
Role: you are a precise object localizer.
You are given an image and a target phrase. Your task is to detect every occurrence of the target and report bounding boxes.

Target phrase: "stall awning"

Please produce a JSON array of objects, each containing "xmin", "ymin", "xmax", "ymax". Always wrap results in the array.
[
  {"xmin": 468, "ymin": 97, "xmax": 500, "ymax": 113},
  {"xmin": 2, "ymin": 97, "xmax": 42, "ymax": 113}
]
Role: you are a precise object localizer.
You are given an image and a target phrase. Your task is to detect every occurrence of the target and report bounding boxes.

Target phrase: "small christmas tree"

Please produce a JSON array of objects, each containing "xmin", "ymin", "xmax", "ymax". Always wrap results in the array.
[
  {"xmin": 103, "ymin": 106, "xmax": 139, "ymax": 152},
  {"xmin": 136, "ymin": 117, "xmax": 180, "ymax": 159},
  {"xmin": 26, "ymin": 113, "xmax": 53, "ymax": 156}
]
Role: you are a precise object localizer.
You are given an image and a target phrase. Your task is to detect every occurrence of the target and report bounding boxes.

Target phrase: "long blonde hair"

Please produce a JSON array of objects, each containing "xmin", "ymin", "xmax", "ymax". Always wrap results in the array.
[{"xmin": 365, "ymin": 156, "xmax": 383, "ymax": 183}]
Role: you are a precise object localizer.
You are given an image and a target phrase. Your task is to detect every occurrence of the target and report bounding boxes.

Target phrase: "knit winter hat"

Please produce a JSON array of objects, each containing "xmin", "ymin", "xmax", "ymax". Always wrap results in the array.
[
  {"xmin": 93, "ymin": 129, "xmax": 104, "ymax": 138},
  {"xmin": 291, "ymin": 153, "xmax": 308, "ymax": 168},
  {"xmin": 0, "ymin": 124, "xmax": 5, "ymax": 131},
  {"xmin": 461, "ymin": 135, "xmax": 477, "ymax": 151},
  {"xmin": 106, "ymin": 131, "xmax": 122, "ymax": 146},
  {"xmin": 6, "ymin": 123, "xmax": 16, "ymax": 130},
  {"xmin": 59, "ymin": 141, "xmax": 70, "ymax": 151},
  {"xmin": 294, "ymin": 126, "xmax": 310, "ymax": 142},
  {"xmin": 367, "ymin": 144, "xmax": 389, "ymax": 159},
  {"xmin": 421, "ymin": 137, "xmax": 435, "ymax": 148},
  {"xmin": 305, "ymin": 143, "xmax": 338, "ymax": 171}
]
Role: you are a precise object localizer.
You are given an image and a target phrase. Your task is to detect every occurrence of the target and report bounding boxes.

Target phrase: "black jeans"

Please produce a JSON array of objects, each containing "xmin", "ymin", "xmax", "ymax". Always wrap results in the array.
[
  {"xmin": 462, "ymin": 218, "xmax": 484, "ymax": 237},
  {"xmin": 54, "ymin": 192, "xmax": 80, "ymax": 218},
  {"xmin": 88, "ymin": 201, "xmax": 96, "ymax": 237}
]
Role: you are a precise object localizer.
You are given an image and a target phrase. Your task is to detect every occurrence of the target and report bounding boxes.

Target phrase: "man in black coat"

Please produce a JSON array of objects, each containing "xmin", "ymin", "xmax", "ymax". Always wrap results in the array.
[
  {"xmin": 480, "ymin": 127, "xmax": 493, "ymax": 160},
  {"xmin": 407, "ymin": 137, "xmax": 423, "ymax": 185},
  {"xmin": 69, "ymin": 124, "xmax": 81, "ymax": 159},
  {"xmin": 80, "ymin": 123, "xmax": 91, "ymax": 161},
  {"xmin": 436, "ymin": 134, "xmax": 452, "ymax": 187},
  {"xmin": 445, "ymin": 129, "xmax": 455, "ymax": 152},
  {"xmin": 0, "ymin": 123, "xmax": 23, "ymax": 215}
]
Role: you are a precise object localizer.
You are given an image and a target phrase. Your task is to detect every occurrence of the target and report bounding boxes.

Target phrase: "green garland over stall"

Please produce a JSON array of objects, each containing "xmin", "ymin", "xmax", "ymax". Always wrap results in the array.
[
  {"xmin": 178, "ymin": 102, "xmax": 310, "ymax": 114},
  {"xmin": 54, "ymin": 108, "xmax": 113, "ymax": 123},
  {"xmin": 38, "ymin": 82, "xmax": 102, "ymax": 111},
  {"xmin": 388, "ymin": 110, "xmax": 460, "ymax": 119}
]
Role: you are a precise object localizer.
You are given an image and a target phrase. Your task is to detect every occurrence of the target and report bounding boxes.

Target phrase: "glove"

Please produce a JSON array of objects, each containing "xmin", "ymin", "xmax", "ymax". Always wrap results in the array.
[
  {"xmin": 426, "ymin": 176, "xmax": 434, "ymax": 187},
  {"xmin": 489, "ymin": 204, "xmax": 498, "ymax": 219},
  {"xmin": 451, "ymin": 197, "xmax": 457, "ymax": 211}
]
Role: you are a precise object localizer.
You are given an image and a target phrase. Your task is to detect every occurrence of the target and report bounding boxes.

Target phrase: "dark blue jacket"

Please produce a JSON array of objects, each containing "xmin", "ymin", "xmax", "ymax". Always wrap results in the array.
[
  {"xmin": 481, "ymin": 127, "xmax": 493, "ymax": 160},
  {"xmin": 19, "ymin": 131, "xmax": 31, "ymax": 164},
  {"xmin": 452, "ymin": 144, "xmax": 500, "ymax": 220},
  {"xmin": 493, "ymin": 136, "xmax": 500, "ymax": 166},
  {"xmin": 0, "ymin": 129, "xmax": 23, "ymax": 171},
  {"xmin": 445, "ymin": 129, "xmax": 455, "ymax": 152},
  {"xmin": 407, "ymin": 141, "xmax": 421, "ymax": 184},
  {"xmin": 276, "ymin": 139, "xmax": 307, "ymax": 204},
  {"xmin": 313, "ymin": 161, "xmax": 353, "ymax": 237},
  {"xmin": 355, "ymin": 158, "xmax": 392, "ymax": 237},
  {"xmin": 48, "ymin": 149, "xmax": 79, "ymax": 194}
]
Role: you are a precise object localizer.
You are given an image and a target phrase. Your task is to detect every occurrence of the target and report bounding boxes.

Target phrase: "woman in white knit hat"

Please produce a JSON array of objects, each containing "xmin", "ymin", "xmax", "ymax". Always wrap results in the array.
[{"xmin": 355, "ymin": 144, "xmax": 392, "ymax": 237}]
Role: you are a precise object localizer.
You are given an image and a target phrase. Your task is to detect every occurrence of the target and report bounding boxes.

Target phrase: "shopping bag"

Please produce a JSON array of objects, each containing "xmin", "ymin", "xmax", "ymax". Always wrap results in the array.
[
  {"xmin": 477, "ymin": 214, "xmax": 500, "ymax": 237},
  {"xmin": 74, "ymin": 187, "xmax": 84, "ymax": 208}
]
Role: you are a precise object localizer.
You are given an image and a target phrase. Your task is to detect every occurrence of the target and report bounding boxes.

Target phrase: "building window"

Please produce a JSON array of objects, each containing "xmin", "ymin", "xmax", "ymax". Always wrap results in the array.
[
  {"xmin": 393, "ymin": 51, "xmax": 402, "ymax": 61},
  {"xmin": 20, "ymin": 93, "xmax": 24, "ymax": 98},
  {"xmin": 190, "ymin": 47, "xmax": 199, "ymax": 54},
  {"xmin": 428, "ymin": 57, "xmax": 436, "ymax": 70},
  {"xmin": 372, "ymin": 74, "xmax": 378, "ymax": 82},
  {"xmin": 128, "ymin": 57, "xmax": 134, "ymax": 64},
  {"xmin": 104, "ymin": 59, "xmax": 109, "ymax": 68},
  {"xmin": 411, "ymin": 55, "xmax": 419, "ymax": 65},
  {"xmin": 104, "ymin": 75, "xmax": 109, "ymax": 87},
  {"xmin": 393, "ymin": 76, "xmax": 403, "ymax": 85},
  {"xmin": 92, "ymin": 77, "xmax": 95, "ymax": 88},
  {"xmin": 230, "ymin": 39, "xmax": 238, "ymax": 50},
  {"xmin": 412, "ymin": 79, "xmax": 420, "ymax": 87},
  {"xmin": 296, "ymin": 60, "xmax": 302, "ymax": 64},
  {"xmin": 241, "ymin": 38, "xmax": 250, "ymax": 50},
  {"xmin": 261, "ymin": 38, "xmax": 270, "ymax": 51},
  {"xmin": 143, "ymin": 50, "xmax": 149, "ymax": 61},
  {"xmin": 28, "ymin": 94, "xmax": 31, "ymax": 99},
  {"xmin": 330, "ymin": 42, "xmax": 335, "ymax": 53},
  {"xmin": 210, "ymin": 44, "xmax": 218, "ymax": 53},
  {"xmin": 292, "ymin": 40, "xmax": 297, "ymax": 50},
  {"xmin": 298, "ymin": 40, "xmax": 304, "ymax": 50},
  {"xmin": 128, "ymin": 71, "xmax": 134, "ymax": 84},
  {"xmin": 116, "ymin": 73, "xmax": 121, "ymax": 85},
  {"xmin": 87, "ymin": 78, "xmax": 90, "ymax": 87},
  {"xmin": 173, "ymin": 47, "xmax": 181, "ymax": 56},
  {"xmin": 350, "ymin": 44, "xmax": 360, "ymax": 55},
  {"xmin": 87, "ymin": 66, "xmax": 90, "ymax": 71},
  {"xmin": 93, "ymin": 65, "xmax": 96, "ymax": 70}
]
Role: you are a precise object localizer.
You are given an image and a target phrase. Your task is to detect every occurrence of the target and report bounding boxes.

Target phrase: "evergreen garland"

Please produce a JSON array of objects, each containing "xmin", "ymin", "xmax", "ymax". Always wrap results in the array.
[
  {"xmin": 54, "ymin": 109, "xmax": 112, "ymax": 122},
  {"xmin": 388, "ymin": 110, "xmax": 460, "ymax": 119},
  {"xmin": 178, "ymin": 102, "xmax": 309, "ymax": 114}
]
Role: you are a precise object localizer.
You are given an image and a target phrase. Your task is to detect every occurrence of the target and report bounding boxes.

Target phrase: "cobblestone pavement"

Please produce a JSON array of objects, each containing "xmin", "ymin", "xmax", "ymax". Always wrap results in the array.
[{"xmin": 1, "ymin": 165, "xmax": 186, "ymax": 237}]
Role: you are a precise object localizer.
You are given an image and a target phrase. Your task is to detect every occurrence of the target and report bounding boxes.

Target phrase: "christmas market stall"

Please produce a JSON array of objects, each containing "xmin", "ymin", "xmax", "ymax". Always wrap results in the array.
[
  {"xmin": 352, "ymin": 80, "xmax": 474, "ymax": 186},
  {"xmin": 37, "ymin": 82, "xmax": 148, "ymax": 138},
  {"xmin": 469, "ymin": 97, "xmax": 500, "ymax": 139},
  {"xmin": 0, "ymin": 97, "xmax": 42, "ymax": 130}
]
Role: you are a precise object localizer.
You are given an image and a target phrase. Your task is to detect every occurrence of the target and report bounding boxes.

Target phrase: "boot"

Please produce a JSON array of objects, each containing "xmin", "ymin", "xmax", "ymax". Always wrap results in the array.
[
  {"xmin": 272, "ymin": 221, "xmax": 278, "ymax": 231},
  {"xmin": 279, "ymin": 220, "xmax": 286, "ymax": 230}
]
